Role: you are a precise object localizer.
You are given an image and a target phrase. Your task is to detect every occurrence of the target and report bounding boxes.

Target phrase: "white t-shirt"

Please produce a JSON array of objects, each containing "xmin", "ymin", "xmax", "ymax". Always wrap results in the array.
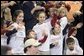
[
  {"xmin": 50, "ymin": 28, "xmax": 64, "ymax": 55},
  {"xmin": 8, "ymin": 22, "xmax": 26, "ymax": 53},
  {"xmin": 33, "ymin": 22, "xmax": 52, "ymax": 51},
  {"xmin": 1, "ymin": 34, "xmax": 8, "ymax": 45},
  {"xmin": 66, "ymin": 45, "xmax": 83, "ymax": 55},
  {"xmin": 60, "ymin": 17, "xmax": 68, "ymax": 30}
]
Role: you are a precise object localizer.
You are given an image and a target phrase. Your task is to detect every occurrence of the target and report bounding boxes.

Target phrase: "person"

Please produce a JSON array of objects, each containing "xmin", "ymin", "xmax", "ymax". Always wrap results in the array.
[
  {"xmin": 24, "ymin": 29, "xmax": 48, "ymax": 46},
  {"xmin": 1, "ymin": 45, "xmax": 13, "ymax": 55},
  {"xmin": 1, "ymin": 1, "xmax": 16, "ymax": 22},
  {"xmin": 23, "ymin": 1, "xmax": 45, "ymax": 33},
  {"xmin": 24, "ymin": 30, "xmax": 36, "ymax": 42},
  {"xmin": 66, "ymin": 37, "xmax": 83, "ymax": 55},
  {"xmin": 59, "ymin": 7, "xmax": 68, "ymax": 30},
  {"xmin": 68, "ymin": 28, "xmax": 79, "ymax": 47},
  {"xmin": 33, "ymin": 11, "xmax": 51, "ymax": 55},
  {"xmin": 24, "ymin": 38, "xmax": 41, "ymax": 55},
  {"xmin": 8, "ymin": 10, "xmax": 25, "ymax": 55},
  {"xmin": 50, "ymin": 21, "xmax": 65, "ymax": 55}
]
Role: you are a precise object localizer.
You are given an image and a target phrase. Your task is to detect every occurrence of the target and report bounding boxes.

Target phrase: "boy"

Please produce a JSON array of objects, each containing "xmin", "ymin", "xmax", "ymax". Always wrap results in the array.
[{"xmin": 66, "ymin": 37, "xmax": 83, "ymax": 55}]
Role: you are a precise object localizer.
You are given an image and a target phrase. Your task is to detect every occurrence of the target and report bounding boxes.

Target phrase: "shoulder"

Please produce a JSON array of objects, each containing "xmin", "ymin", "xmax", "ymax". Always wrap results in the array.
[
  {"xmin": 61, "ymin": 17, "xmax": 68, "ymax": 20},
  {"xmin": 33, "ymin": 24, "xmax": 38, "ymax": 28}
]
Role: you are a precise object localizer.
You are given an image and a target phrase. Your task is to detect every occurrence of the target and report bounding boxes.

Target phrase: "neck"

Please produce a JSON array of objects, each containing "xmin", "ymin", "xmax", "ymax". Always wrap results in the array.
[{"xmin": 38, "ymin": 22, "xmax": 43, "ymax": 25}]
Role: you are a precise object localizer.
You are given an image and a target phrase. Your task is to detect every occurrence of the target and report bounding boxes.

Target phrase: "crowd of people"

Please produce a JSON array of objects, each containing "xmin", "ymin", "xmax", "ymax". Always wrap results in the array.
[{"xmin": 1, "ymin": 1, "xmax": 83, "ymax": 55}]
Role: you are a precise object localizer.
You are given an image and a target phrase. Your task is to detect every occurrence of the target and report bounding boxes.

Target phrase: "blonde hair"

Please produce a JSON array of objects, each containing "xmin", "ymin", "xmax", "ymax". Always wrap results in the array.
[{"xmin": 59, "ymin": 7, "xmax": 68, "ymax": 16}]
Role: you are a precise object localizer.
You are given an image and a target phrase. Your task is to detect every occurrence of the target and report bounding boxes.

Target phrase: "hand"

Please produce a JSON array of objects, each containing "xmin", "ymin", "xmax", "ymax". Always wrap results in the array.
[
  {"xmin": 9, "ymin": 1, "xmax": 16, "ymax": 6},
  {"xmin": 76, "ymin": 23, "xmax": 83, "ymax": 29},
  {"xmin": 6, "ymin": 25, "xmax": 14, "ymax": 30},
  {"xmin": 52, "ymin": 41, "xmax": 58, "ymax": 46}
]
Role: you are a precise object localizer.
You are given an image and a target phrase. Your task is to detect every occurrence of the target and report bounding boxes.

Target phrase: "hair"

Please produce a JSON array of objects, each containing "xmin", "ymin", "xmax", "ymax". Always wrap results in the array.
[
  {"xmin": 51, "ymin": 21, "xmax": 61, "ymax": 35},
  {"xmin": 66, "ymin": 38, "xmax": 75, "ymax": 45},
  {"xmin": 24, "ymin": 45, "xmax": 32, "ymax": 53},
  {"xmin": 59, "ymin": 7, "xmax": 67, "ymax": 17},
  {"xmin": 24, "ymin": 29, "xmax": 35, "ymax": 43},
  {"xmin": 13, "ymin": 10, "xmax": 23, "ymax": 22},
  {"xmin": 65, "ymin": 4, "xmax": 71, "ymax": 12},
  {"xmin": 36, "ymin": 11, "xmax": 46, "ymax": 18},
  {"xmin": 56, "ymin": 1, "xmax": 65, "ymax": 8},
  {"xmin": 27, "ymin": 29, "xmax": 34, "ymax": 37},
  {"xmin": 1, "ymin": 45, "xmax": 12, "ymax": 55},
  {"xmin": 68, "ymin": 28, "xmax": 76, "ymax": 37}
]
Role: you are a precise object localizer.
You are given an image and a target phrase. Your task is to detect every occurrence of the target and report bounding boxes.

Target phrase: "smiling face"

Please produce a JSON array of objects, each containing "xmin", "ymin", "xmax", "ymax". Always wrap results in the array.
[
  {"xmin": 37, "ymin": 12, "xmax": 46, "ymax": 24},
  {"xmin": 16, "ymin": 12, "xmax": 24, "ymax": 22}
]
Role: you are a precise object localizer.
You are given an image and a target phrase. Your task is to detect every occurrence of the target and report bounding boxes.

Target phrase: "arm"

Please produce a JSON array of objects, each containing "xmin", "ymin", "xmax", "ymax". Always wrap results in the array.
[
  {"xmin": 60, "ymin": 17, "xmax": 68, "ymax": 30},
  {"xmin": 1, "ymin": 1, "xmax": 16, "ymax": 8},
  {"xmin": 6, "ymin": 28, "xmax": 17, "ymax": 44},
  {"xmin": 38, "ymin": 35, "xmax": 47, "ymax": 43},
  {"xmin": 31, "ymin": 6, "xmax": 45, "ymax": 14}
]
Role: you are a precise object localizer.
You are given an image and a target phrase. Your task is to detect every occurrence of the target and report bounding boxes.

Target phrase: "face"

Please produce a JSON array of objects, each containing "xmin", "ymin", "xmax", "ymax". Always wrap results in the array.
[
  {"xmin": 59, "ymin": 8, "xmax": 67, "ymax": 17},
  {"xmin": 49, "ymin": 8, "xmax": 55, "ymax": 17},
  {"xmin": 28, "ymin": 46, "xmax": 39, "ymax": 55},
  {"xmin": 29, "ymin": 31, "xmax": 36, "ymax": 38},
  {"xmin": 16, "ymin": 12, "xmax": 24, "ymax": 22},
  {"xmin": 37, "ymin": 12, "xmax": 46, "ymax": 24},
  {"xmin": 60, "ymin": 10, "xmax": 66, "ymax": 17},
  {"xmin": 67, "ymin": 42, "xmax": 75, "ymax": 51},
  {"xmin": 54, "ymin": 23, "xmax": 61, "ymax": 34},
  {"xmin": 72, "ymin": 30, "xmax": 77, "ymax": 37}
]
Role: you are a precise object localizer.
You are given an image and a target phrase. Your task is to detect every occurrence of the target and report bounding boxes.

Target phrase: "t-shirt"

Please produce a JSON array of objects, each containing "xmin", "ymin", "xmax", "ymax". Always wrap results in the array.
[
  {"xmin": 50, "ymin": 27, "xmax": 64, "ymax": 55},
  {"xmin": 33, "ymin": 22, "xmax": 51, "ymax": 51},
  {"xmin": 8, "ymin": 22, "xmax": 26, "ymax": 53},
  {"xmin": 66, "ymin": 45, "xmax": 83, "ymax": 55}
]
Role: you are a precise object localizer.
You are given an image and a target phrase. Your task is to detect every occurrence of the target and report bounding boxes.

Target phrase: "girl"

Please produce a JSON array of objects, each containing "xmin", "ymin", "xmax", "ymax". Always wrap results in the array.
[
  {"xmin": 33, "ymin": 11, "xmax": 51, "ymax": 55},
  {"xmin": 8, "ymin": 10, "xmax": 25, "ymax": 55},
  {"xmin": 50, "ymin": 22, "xmax": 64, "ymax": 55},
  {"xmin": 24, "ymin": 29, "xmax": 48, "ymax": 44}
]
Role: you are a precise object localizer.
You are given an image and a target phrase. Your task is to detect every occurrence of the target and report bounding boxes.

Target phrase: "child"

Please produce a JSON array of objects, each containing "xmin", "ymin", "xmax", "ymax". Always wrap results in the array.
[
  {"xmin": 1, "ymin": 45, "xmax": 13, "ymax": 55},
  {"xmin": 66, "ymin": 37, "xmax": 83, "ymax": 55},
  {"xmin": 24, "ymin": 38, "xmax": 41, "ymax": 55},
  {"xmin": 8, "ymin": 10, "xmax": 25, "ymax": 55},
  {"xmin": 24, "ymin": 30, "xmax": 36, "ymax": 42},
  {"xmin": 33, "ymin": 11, "xmax": 51, "ymax": 55},
  {"xmin": 59, "ymin": 7, "xmax": 68, "ymax": 30},
  {"xmin": 50, "ymin": 22, "xmax": 64, "ymax": 55},
  {"xmin": 24, "ymin": 29, "xmax": 47, "ymax": 44}
]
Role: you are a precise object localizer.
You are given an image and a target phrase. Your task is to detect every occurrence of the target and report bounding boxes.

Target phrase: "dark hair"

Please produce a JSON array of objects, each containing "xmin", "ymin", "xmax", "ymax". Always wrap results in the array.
[
  {"xmin": 24, "ymin": 30, "xmax": 35, "ymax": 43},
  {"xmin": 68, "ymin": 28, "xmax": 76, "ymax": 37},
  {"xmin": 50, "ymin": 28, "xmax": 55, "ymax": 35},
  {"xmin": 24, "ymin": 45, "xmax": 32, "ymax": 53},
  {"xmin": 13, "ymin": 10, "xmax": 23, "ymax": 22},
  {"xmin": 1, "ymin": 45, "xmax": 12, "ymax": 55},
  {"xmin": 27, "ymin": 29, "xmax": 34, "ymax": 37},
  {"xmin": 65, "ymin": 4, "xmax": 71, "ymax": 12},
  {"xmin": 66, "ymin": 38, "xmax": 75, "ymax": 44},
  {"xmin": 36, "ymin": 11, "xmax": 46, "ymax": 18}
]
